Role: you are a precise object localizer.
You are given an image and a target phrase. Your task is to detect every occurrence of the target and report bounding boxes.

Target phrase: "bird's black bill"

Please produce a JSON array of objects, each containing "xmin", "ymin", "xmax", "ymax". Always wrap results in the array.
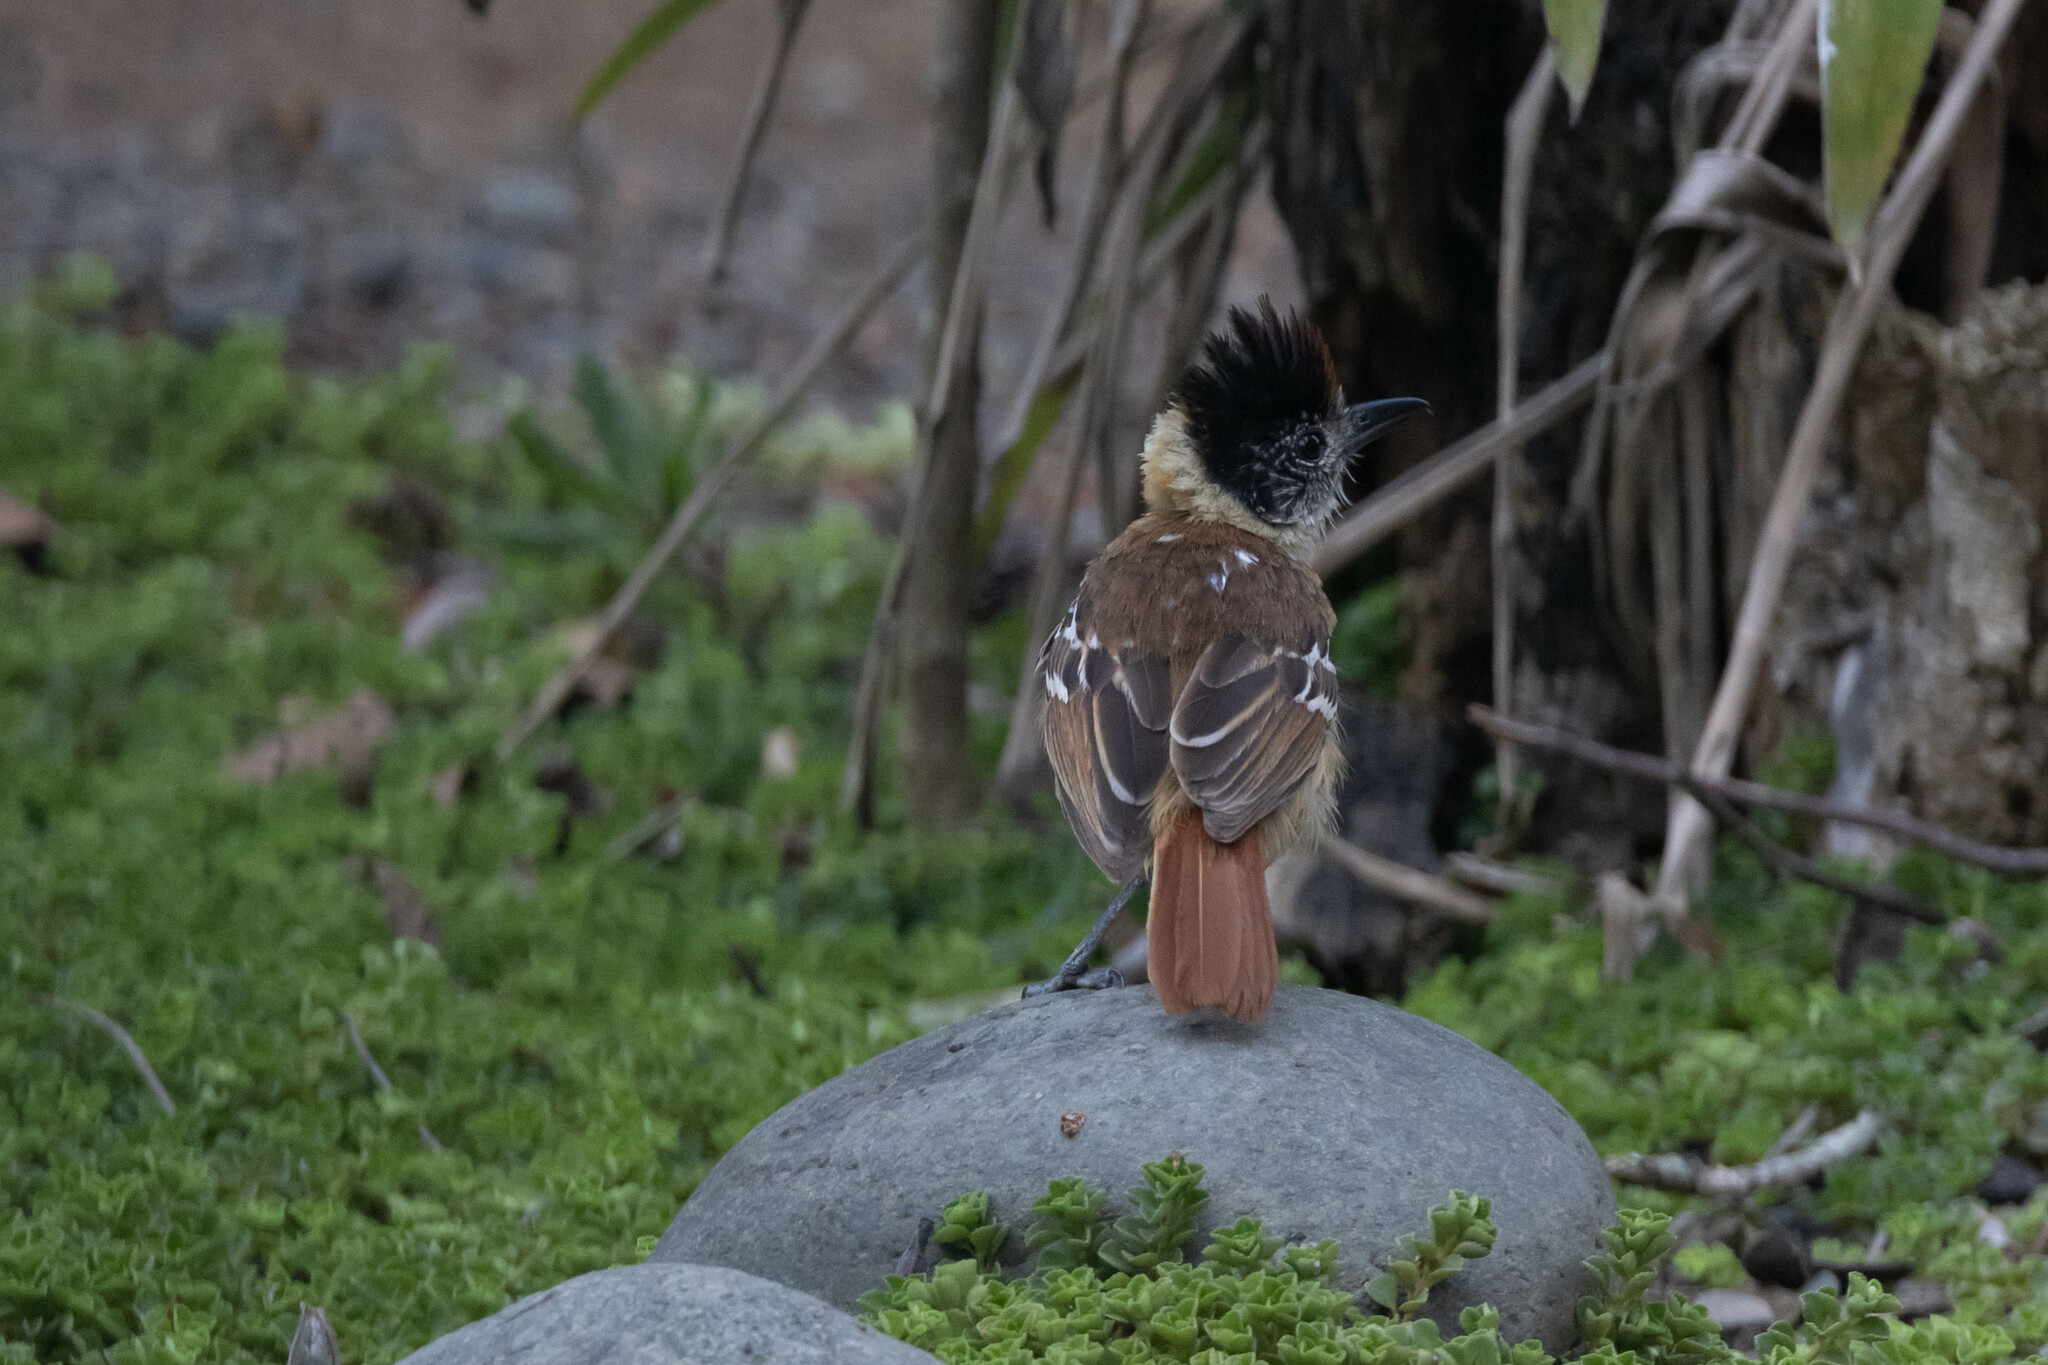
[{"xmin": 1346, "ymin": 396, "xmax": 1430, "ymax": 448}]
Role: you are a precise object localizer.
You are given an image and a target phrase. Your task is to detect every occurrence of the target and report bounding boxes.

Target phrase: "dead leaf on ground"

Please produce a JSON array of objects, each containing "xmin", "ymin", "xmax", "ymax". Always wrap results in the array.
[
  {"xmin": 429, "ymin": 763, "xmax": 473, "ymax": 809},
  {"xmin": 761, "ymin": 725, "xmax": 800, "ymax": 780},
  {"xmin": 363, "ymin": 859, "xmax": 443, "ymax": 948},
  {"xmin": 1060, "ymin": 1111, "xmax": 1085, "ymax": 1138},
  {"xmin": 286, "ymin": 1303, "xmax": 341, "ymax": 1365},
  {"xmin": 534, "ymin": 750, "xmax": 613, "ymax": 815},
  {"xmin": 401, "ymin": 560, "xmax": 493, "ymax": 653},
  {"xmin": 552, "ymin": 615, "xmax": 667, "ymax": 712},
  {"xmin": 0, "ymin": 489, "xmax": 54, "ymax": 571},
  {"xmin": 225, "ymin": 689, "xmax": 395, "ymax": 785},
  {"xmin": 348, "ymin": 473, "xmax": 452, "ymax": 567}
]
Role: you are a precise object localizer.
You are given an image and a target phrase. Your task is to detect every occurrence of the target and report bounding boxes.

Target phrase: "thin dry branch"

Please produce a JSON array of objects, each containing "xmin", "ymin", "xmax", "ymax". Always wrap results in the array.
[
  {"xmin": 1606, "ymin": 1110, "xmax": 1882, "ymax": 1197},
  {"xmin": 1490, "ymin": 43, "xmax": 1558, "ymax": 836},
  {"xmin": 498, "ymin": 233, "xmax": 924, "ymax": 762},
  {"xmin": 700, "ymin": 0, "xmax": 813, "ymax": 287},
  {"xmin": 1676, "ymin": 772, "xmax": 1944, "ymax": 926},
  {"xmin": 342, "ymin": 1012, "xmax": 444, "ymax": 1152},
  {"xmin": 1469, "ymin": 704, "xmax": 2048, "ymax": 875},
  {"xmin": 1321, "ymin": 838, "xmax": 1498, "ymax": 924},
  {"xmin": 994, "ymin": 0, "xmax": 1150, "ymax": 456},
  {"xmin": 286, "ymin": 1304, "xmax": 341, "ymax": 1365},
  {"xmin": 1657, "ymin": 0, "xmax": 2031, "ymax": 905},
  {"xmin": 1313, "ymin": 351, "xmax": 1606, "ymax": 577},
  {"xmin": 36, "ymin": 995, "xmax": 175, "ymax": 1116}
]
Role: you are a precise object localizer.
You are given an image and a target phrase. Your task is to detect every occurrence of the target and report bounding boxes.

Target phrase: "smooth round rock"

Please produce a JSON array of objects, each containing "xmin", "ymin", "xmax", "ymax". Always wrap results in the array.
[
  {"xmin": 394, "ymin": 1263, "xmax": 936, "ymax": 1365},
  {"xmin": 653, "ymin": 984, "xmax": 1612, "ymax": 1349}
]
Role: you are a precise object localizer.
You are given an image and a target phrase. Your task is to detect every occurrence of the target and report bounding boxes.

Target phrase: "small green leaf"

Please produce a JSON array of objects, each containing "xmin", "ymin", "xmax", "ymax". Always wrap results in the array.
[
  {"xmin": 1819, "ymin": 0, "xmax": 1944, "ymax": 252},
  {"xmin": 1541, "ymin": 0, "xmax": 1609, "ymax": 120},
  {"xmin": 1364, "ymin": 1272, "xmax": 1400, "ymax": 1310},
  {"xmin": 577, "ymin": 0, "xmax": 726, "ymax": 119}
]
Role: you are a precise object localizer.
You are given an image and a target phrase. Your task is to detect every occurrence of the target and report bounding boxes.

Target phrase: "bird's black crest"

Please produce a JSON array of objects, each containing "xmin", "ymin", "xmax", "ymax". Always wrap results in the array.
[{"xmin": 1169, "ymin": 300, "xmax": 1341, "ymax": 522}]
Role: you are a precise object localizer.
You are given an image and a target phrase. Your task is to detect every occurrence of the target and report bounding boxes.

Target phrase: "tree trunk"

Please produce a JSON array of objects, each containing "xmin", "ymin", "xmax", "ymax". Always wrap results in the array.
[{"xmin": 899, "ymin": 0, "xmax": 1000, "ymax": 826}]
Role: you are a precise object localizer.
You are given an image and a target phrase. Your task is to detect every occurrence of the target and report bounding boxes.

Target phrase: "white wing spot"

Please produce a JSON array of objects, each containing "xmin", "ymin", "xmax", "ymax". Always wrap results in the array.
[
  {"xmin": 1233, "ymin": 548, "xmax": 1258, "ymax": 566},
  {"xmin": 1173, "ymin": 723, "xmax": 1231, "ymax": 748},
  {"xmin": 1044, "ymin": 670, "xmax": 1071, "ymax": 702},
  {"xmin": 1307, "ymin": 695, "xmax": 1338, "ymax": 720},
  {"xmin": 1156, "ymin": 533, "xmax": 1181, "ymax": 543}
]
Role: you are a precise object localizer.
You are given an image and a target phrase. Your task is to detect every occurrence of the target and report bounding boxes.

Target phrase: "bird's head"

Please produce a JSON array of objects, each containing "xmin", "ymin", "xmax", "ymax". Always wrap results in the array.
[{"xmin": 1140, "ymin": 300, "xmax": 1427, "ymax": 548}]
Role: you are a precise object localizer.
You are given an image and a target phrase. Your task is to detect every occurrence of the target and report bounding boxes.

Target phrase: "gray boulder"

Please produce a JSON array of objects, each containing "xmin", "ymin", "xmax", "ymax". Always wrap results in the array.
[
  {"xmin": 653, "ymin": 984, "xmax": 1612, "ymax": 1349},
  {"xmin": 394, "ymin": 1262, "xmax": 936, "ymax": 1365}
]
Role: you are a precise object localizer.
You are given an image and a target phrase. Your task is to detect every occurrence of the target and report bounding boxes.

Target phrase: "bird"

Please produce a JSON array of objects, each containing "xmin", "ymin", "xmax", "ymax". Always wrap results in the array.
[{"xmin": 1028, "ymin": 300, "xmax": 1427, "ymax": 1021}]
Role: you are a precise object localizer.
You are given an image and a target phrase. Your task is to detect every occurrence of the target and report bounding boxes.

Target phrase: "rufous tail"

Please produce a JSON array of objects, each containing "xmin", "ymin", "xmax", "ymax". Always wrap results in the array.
[{"xmin": 1147, "ymin": 810, "xmax": 1278, "ymax": 1021}]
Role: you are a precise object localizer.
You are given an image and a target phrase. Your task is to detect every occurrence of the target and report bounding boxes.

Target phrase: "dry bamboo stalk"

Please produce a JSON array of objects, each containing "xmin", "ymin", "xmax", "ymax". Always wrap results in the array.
[
  {"xmin": 1655, "ymin": 0, "xmax": 2030, "ymax": 907},
  {"xmin": 1312, "ymin": 352, "xmax": 1606, "ymax": 577},
  {"xmin": 1489, "ymin": 44, "xmax": 1558, "ymax": 838},
  {"xmin": 498, "ymin": 233, "xmax": 924, "ymax": 763},
  {"xmin": 700, "ymin": 0, "xmax": 813, "ymax": 286},
  {"xmin": 994, "ymin": 0, "xmax": 1149, "ymax": 456}
]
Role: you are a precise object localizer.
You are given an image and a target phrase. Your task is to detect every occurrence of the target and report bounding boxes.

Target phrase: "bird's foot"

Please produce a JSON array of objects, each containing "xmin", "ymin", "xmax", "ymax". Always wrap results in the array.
[
  {"xmin": 1019, "ymin": 877, "xmax": 1145, "ymax": 1001},
  {"xmin": 1022, "ymin": 966, "xmax": 1125, "ymax": 999}
]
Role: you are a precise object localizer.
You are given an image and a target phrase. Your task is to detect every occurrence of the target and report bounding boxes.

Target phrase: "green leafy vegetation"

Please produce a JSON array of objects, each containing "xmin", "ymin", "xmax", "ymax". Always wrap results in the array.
[
  {"xmin": 0, "ymin": 263, "xmax": 1103, "ymax": 1363},
  {"xmin": 7, "ymin": 267, "xmax": 2048, "ymax": 1363},
  {"xmin": 864, "ymin": 1158, "xmax": 2006, "ymax": 1365}
]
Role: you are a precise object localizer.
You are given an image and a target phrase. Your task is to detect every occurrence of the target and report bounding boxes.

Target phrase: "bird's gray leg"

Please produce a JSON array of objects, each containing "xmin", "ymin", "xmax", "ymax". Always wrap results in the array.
[{"xmin": 1023, "ymin": 878, "xmax": 1145, "ymax": 998}]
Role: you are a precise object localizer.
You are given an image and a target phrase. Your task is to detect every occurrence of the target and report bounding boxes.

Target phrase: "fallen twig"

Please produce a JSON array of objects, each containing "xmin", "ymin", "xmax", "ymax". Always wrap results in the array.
[
  {"xmin": 1468, "ymin": 705, "xmax": 2048, "ymax": 876},
  {"xmin": 700, "ymin": 0, "xmax": 813, "ymax": 286},
  {"xmin": 1656, "ymin": 0, "xmax": 2030, "ymax": 906},
  {"xmin": 1320, "ymin": 838, "xmax": 1497, "ymax": 924},
  {"xmin": 497, "ymin": 233, "xmax": 924, "ymax": 762},
  {"xmin": 286, "ymin": 1303, "xmax": 341, "ymax": 1365},
  {"xmin": 1312, "ymin": 352, "xmax": 1606, "ymax": 578},
  {"xmin": 36, "ymin": 995, "xmax": 176, "ymax": 1116},
  {"xmin": 1606, "ymin": 1110, "xmax": 1882, "ymax": 1197},
  {"xmin": 341, "ymin": 1012, "xmax": 444, "ymax": 1152}
]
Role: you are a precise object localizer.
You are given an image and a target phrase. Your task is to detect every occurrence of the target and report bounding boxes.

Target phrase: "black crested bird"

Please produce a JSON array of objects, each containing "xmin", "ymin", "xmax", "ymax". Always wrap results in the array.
[{"xmin": 1028, "ymin": 300, "xmax": 1427, "ymax": 1020}]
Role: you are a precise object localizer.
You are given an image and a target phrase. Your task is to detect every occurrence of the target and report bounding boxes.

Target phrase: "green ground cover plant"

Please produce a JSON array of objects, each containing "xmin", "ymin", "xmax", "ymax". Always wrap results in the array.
[
  {"xmin": 4, "ymin": 265, "xmax": 2048, "ymax": 1361},
  {"xmin": 863, "ymin": 1157, "xmax": 1998, "ymax": 1365}
]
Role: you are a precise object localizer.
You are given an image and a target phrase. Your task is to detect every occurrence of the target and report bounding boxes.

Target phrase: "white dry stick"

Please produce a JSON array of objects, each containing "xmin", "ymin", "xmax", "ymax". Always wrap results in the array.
[
  {"xmin": 1655, "ymin": 0, "xmax": 2030, "ymax": 908},
  {"xmin": 1321, "ymin": 838, "xmax": 1498, "ymax": 924},
  {"xmin": 36, "ymin": 994, "xmax": 176, "ymax": 1116},
  {"xmin": 1491, "ymin": 43, "xmax": 1559, "ymax": 835},
  {"xmin": 1605, "ymin": 1110, "xmax": 1882, "ymax": 1197},
  {"xmin": 342, "ymin": 1011, "xmax": 445, "ymax": 1153}
]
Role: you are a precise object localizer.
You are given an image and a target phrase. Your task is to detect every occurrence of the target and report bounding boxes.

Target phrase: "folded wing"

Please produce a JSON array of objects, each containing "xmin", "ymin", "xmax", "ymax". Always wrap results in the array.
[
  {"xmin": 1169, "ymin": 634, "xmax": 1337, "ymax": 844},
  {"xmin": 1041, "ymin": 601, "xmax": 1174, "ymax": 881}
]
